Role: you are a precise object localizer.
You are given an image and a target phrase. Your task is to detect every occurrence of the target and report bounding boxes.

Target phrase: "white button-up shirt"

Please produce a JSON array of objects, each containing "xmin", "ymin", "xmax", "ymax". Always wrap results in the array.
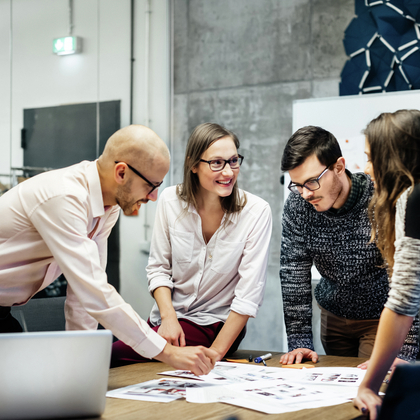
[
  {"xmin": 147, "ymin": 186, "xmax": 272, "ymax": 326},
  {"xmin": 0, "ymin": 161, "xmax": 166, "ymax": 358}
]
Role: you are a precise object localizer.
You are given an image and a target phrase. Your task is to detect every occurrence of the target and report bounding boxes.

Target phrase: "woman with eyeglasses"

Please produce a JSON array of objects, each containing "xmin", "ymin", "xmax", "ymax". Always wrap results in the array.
[
  {"xmin": 111, "ymin": 122, "xmax": 272, "ymax": 366},
  {"xmin": 354, "ymin": 109, "xmax": 420, "ymax": 419}
]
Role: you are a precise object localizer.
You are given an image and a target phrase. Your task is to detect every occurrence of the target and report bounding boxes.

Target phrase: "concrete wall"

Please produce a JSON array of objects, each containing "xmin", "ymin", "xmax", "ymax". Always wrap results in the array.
[{"xmin": 172, "ymin": 0, "xmax": 355, "ymax": 352}]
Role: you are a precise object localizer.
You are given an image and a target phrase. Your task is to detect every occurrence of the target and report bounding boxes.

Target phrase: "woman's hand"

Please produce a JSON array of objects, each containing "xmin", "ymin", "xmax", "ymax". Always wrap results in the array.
[
  {"xmin": 354, "ymin": 386, "xmax": 383, "ymax": 420},
  {"xmin": 208, "ymin": 345, "xmax": 224, "ymax": 362},
  {"xmin": 157, "ymin": 317, "xmax": 186, "ymax": 347},
  {"xmin": 357, "ymin": 356, "xmax": 408, "ymax": 370}
]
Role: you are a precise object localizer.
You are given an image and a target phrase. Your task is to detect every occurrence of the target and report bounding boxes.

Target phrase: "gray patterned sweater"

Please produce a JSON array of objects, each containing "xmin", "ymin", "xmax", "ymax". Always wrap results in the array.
[
  {"xmin": 386, "ymin": 184, "xmax": 420, "ymax": 317},
  {"xmin": 280, "ymin": 172, "xmax": 419, "ymax": 361}
]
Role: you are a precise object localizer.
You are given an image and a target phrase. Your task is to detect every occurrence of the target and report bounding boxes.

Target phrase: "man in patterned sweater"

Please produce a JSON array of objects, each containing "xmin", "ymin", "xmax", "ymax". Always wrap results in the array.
[{"xmin": 279, "ymin": 126, "xmax": 418, "ymax": 365}]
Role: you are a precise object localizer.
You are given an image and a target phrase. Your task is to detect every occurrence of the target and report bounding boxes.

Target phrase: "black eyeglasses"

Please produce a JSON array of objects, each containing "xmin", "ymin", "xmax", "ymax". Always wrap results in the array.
[
  {"xmin": 288, "ymin": 167, "xmax": 329, "ymax": 195},
  {"xmin": 199, "ymin": 154, "xmax": 244, "ymax": 172},
  {"xmin": 115, "ymin": 161, "xmax": 163, "ymax": 194}
]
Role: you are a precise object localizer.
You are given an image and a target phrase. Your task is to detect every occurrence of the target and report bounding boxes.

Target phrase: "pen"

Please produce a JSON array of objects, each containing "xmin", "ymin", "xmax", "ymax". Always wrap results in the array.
[{"xmin": 254, "ymin": 353, "xmax": 272, "ymax": 366}]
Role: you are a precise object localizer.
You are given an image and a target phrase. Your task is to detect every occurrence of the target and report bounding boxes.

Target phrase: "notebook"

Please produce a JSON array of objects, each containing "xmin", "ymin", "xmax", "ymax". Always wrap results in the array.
[{"xmin": 0, "ymin": 329, "xmax": 112, "ymax": 420}]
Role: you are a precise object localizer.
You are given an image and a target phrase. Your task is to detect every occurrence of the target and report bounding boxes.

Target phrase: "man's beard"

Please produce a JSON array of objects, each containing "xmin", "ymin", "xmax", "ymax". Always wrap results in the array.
[{"xmin": 115, "ymin": 180, "xmax": 144, "ymax": 215}]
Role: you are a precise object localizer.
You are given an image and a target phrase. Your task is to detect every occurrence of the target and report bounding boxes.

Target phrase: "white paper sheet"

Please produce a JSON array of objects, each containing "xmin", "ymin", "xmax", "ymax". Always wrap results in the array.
[
  {"xmin": 106, "ymin": 378, "xmax": 213, "ymax": 402},
  {"xmin": 299, "ymin": 367, "xmax": 367, "ymax": 387}
]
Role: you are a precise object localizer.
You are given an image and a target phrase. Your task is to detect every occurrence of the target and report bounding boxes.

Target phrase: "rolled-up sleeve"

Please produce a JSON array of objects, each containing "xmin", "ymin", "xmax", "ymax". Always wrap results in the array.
[
  {"xmin": 30, "ymin": 195, "xmax": 166, "ymax": 359},
  {"xmin": 231, "ymin": 203, "xmax": 272, "ymax": 318}
]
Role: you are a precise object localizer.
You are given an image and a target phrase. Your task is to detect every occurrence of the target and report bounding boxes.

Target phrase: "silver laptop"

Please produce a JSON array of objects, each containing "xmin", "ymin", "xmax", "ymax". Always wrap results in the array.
[{"xmin": 0, "ymin": 329, "xmax": 112, "ymax": 419}]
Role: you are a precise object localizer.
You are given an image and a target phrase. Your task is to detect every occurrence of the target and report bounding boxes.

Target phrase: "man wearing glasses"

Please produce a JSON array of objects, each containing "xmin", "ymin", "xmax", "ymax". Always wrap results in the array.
[
  {"xmin": 279, "ymin": 125, "xmax": 418, "ymax": 367},
  {"xmin": 0, "ymin": 124, "xmax": 217, "ymax": 376}
]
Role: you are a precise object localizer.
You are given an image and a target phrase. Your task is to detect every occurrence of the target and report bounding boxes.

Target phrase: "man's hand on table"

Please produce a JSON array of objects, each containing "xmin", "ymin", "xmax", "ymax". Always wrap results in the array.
[
  {"xmin": 280, "ymin": 348, "xmax": 319, "ymax": 365},
  {"xmin": 154, "ymin": 343, "xmax": 218, "ymax": 376}
]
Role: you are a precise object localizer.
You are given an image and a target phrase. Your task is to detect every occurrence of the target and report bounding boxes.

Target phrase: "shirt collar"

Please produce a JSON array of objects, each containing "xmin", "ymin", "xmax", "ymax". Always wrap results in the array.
[{"xmin": 87, "ymin": 161, "xmax": 106, "ymax": 218}]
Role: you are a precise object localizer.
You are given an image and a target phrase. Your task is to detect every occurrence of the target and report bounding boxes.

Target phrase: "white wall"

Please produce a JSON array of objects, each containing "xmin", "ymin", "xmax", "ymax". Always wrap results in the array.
[
  {"xmin": 0, "ymin": 0, "xmax": 11, "ymax": 184},
  {"xmin": 287, "ymin": 90, "xmax": 420, "ymax": 355},
  {"xmin": 0, "ymin": 0, "xmax": 171, "ymax": 319}
]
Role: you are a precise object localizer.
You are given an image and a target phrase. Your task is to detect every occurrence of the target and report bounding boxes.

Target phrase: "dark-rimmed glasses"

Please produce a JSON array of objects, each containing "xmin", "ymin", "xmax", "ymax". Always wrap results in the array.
[
  {"xmin": 200, "ymin": 154, "xmax": 244, "ymax": 172},
  {"xmin": 115, "ymin": 161, "xmax": 163, "ymax": 194},
  {"xmin": 288, "ymin": 167, "xmax": 329, "ymax": 195}
]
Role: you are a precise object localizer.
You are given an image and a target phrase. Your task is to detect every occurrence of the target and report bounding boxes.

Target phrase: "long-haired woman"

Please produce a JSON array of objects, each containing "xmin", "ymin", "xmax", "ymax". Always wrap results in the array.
[
  {"xmin": 354, "ymin": 109, "xmax": 420, "ymax": 419},
  {"xmin": 112, "ymin": 122, "xmax": 272, "ymax": 366}
]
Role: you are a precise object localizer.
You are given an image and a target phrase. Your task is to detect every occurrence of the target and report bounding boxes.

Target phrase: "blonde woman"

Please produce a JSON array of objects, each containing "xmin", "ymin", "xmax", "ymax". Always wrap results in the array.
[{"xmin": 112, "ymin": 123, "xmax": 272, "ymax": 366}]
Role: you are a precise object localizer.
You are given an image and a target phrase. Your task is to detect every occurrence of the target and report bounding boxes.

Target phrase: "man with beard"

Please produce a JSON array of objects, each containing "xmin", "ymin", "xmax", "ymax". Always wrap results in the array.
[
  {"xmin": 279, "ymin": 126, "xmax": 418, "ymax": 366},
  {"xmin": 0, "ymin": 125, "xmax": 217, "ymax": 376}
]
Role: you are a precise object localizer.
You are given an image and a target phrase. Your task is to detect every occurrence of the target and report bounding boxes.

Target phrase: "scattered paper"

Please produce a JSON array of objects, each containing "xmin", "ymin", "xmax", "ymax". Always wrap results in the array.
[
  {"xmin": 186, "ymin": 379, "xmax": 356, "ymax": 414},
  {"xmin": 159, "ymin": 362, "xmax": 306, "ymax": 383},
  {"xmin": 108, "ymin": 362, "xmax": 365, "ymax": 414}
]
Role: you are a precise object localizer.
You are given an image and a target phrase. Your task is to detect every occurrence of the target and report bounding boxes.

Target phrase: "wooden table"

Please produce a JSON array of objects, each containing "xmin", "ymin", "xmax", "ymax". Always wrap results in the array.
[{"xmin": 98, "ymin": 350, "xmax": 369, "ymax": 420}]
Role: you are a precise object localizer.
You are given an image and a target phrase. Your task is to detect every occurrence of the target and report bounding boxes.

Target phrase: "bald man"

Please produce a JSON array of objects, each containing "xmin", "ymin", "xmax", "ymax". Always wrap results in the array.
[{"xmin": 0, "ymin": 125, "xmax": 217, "ymax": 375}]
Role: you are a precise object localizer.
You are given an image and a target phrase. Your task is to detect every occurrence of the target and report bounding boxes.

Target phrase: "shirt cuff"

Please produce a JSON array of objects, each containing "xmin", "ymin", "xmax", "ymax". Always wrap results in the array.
[
  {"xmin": 148, "ymin": 276, "xmax": 174, "ymax": 296},
  {"xmin": 287, "ymin": 334, "xmax": 315, "ymax": 352},
  {"xmin": 231, "ymin": 296, "xmax": 259, "ymax": 318},
  {"xmin": 130, "ymin": 328, "xmax": 167, "ymax": 359}
]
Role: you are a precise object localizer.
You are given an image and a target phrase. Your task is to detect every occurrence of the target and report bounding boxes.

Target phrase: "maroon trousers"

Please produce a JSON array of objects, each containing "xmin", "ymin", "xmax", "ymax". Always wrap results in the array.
[{"xmin": 111, "ymin": 318, "xmax": 246, "ymax": 368}]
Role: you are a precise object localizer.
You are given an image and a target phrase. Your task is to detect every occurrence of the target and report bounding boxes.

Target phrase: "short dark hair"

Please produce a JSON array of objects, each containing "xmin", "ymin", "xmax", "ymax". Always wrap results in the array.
[{"xmin": 281, "ymin": 126, "xmax": 342, "ymax": 172}]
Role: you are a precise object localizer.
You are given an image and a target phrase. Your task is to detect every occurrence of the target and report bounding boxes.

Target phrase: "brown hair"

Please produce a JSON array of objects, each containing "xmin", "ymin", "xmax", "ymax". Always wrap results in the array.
[
  {"xmin": 366, "ymin": 109, "xmax": 420, "ymax": 272},
  {"xmin": 176, "ymin": 122, "xmax": 246, "ymax": 217}
]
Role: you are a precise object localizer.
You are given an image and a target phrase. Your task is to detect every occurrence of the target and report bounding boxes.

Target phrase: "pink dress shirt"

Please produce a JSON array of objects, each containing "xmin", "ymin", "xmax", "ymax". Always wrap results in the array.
[{"xmin": 0, "ymin": 160, "xmax": 166, "ymax": 358}]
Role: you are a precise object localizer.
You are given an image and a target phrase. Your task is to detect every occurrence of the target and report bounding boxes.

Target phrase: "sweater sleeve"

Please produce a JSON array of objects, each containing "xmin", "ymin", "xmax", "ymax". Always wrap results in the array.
[
  {"xmin": 386, "ymin": 186, "xmax": 420, "ymax": 361},
  {"xmin": 280, "ymin": 195, "xmax": 315, "ymax": 352}
]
